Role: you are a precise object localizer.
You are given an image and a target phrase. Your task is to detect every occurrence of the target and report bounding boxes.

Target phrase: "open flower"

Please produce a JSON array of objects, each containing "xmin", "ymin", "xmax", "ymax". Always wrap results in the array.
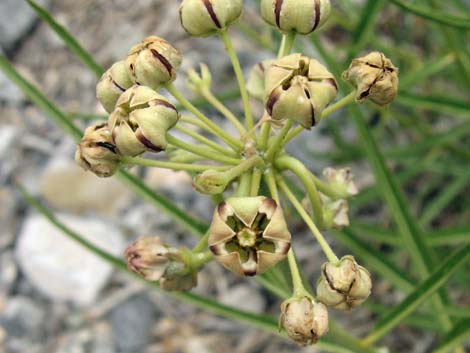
[
  {"xmin": 316, "ymin": 255, "xmax": 372, "ymax": 310},
  {"xmin": 208, "ymin": 197, "xmax": 291, "ymax": 276},
  {"xmin": 75, "ymin": 123, "xmax": 121, "ymax": 178},
  {"xmin": 265, "ymin": 53, "xmax": 337, "ymax": 129},
  {"xmin": 279, "ymin": 296, "xmax": 329, "ymax": 346},
  {"xmin": 343, "ymin": 52, "xmax": 399, "ymax": 106},
  {"xmin": 108, "ymin": 85, "xmax": 179, "ymax": 156}
]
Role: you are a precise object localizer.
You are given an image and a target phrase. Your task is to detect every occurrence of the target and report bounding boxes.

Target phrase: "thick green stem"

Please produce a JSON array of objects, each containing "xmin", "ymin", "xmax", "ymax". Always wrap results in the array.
[
  {"xmin": 175, "ymin": 125, "xmax": 238, "ymax": 158},
  {"xmin": 167, "ymin": 134, "xmax": 240, "ymax": 165},
  {"xmin": 193, "ymin": 232, "xmax": 210, "ymax": 253},
  {"xmin": 275, "ymin": 155, "xmax": 325, "ymax": 229},
  {"xmin": 236, "ymin": 173, "xmax": 252, "ymax": 197},
  {"xmin": 277, "ymin": 177, "xmax": 339, "ymax": 264},
  {"xmin": 166, "ymin": 83, "xmax": 243, "ymax": 151},
  {"xmin": 200, "ymin": 87, "xmax": 246, "ymax": 136},
  {"xmin": 258, "ymin": 120, "xmax": 271, "ymax": 151},
  {"xmin": 225, "ymin": 155, "xmax": 264, "ymax": 181},
  {"xmin": 284, "ymin": 91, "xmax": 357, "ymax": 145},
  {"xmin": 278, "ymin": 31, "xmax": 296, "ymax": 58},
  {"xmin": 265, "ymin": 120, "xmax": 293, "ymax": 161},
  {"xmin": 250, "ymin": 169, "xmax": 263, "ymax": 196},
  {"xmin": 218, "ymin": 30, "xmax": 254, "ymax": 133},
  {"xmin": 121, "ymin": 156, "xmax": 230, "ymax": 172},
  {"xmin": 310, "ymin": 173, "xmax": 352, "ymax": 200}
]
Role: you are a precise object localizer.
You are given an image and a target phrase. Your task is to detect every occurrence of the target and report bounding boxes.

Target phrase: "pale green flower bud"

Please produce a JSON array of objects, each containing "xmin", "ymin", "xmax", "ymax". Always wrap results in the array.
[
  {"xmin": 279, "ymin": 297, "xmax": 329, "ymax": 346},
  {"xmin": 265, "ymin": 53, "xmax": 337, "ymax": 129},
  {"xmin": 108, "ymin": 85, "xmax": 180, "ymax": 156},
  {"xmin": 126, "ymin": 36, "xmax": 182, "ymax": 89},
  {"xmin": 316, "ymin": 255, "xmax": 372, "ymax": 310},
  {"xmin": 187, "ymin": 64, "xmax": 212, "ymax": 94},
  {"xmin": 74, "ymin": 123, "xmax": 121, "ymax": 178},
  {"xmin": 96, "ymin": 61, "xmax": 134, "ymax": 113},
  {"xmin": 193, "ymin": 170, "xmax": 229, "ymax": 195},
  {"xmin": 323, "ymin": 167, "xmax": 358, "ymax": 197},
  {"xmin": 320, "ymin": 194, "xmax": 350, "ymax": 229},
  {"xmin": 125, "ymin": 236, "xmax": 198, "ymax": 291},
  {"xmin": 208, "ymin": 197, "xmax": 291, "ymax": 276},
  {"xmin": 343, "ymin": 52, "xmax": 399, "ymax": 106},
  {"xmin": 179, "ymin": 0, "xmax": 243, "ymax": 37},
  {"xmin": 261, "ymin": 0, "xmax": 331, "ymax": 35},
  {"xmin": 246, "ymin": 60, "xmax": 274, "ymax": 102}
]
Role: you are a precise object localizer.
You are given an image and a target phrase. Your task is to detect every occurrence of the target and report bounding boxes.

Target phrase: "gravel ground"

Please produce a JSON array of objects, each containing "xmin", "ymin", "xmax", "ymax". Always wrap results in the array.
[{"xmin": 0, "ymin": 1, "xmax": 439, "ymax": 353}]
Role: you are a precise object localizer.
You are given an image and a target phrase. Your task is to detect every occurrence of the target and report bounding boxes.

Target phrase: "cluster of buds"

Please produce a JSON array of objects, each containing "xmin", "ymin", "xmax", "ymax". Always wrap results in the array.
[{"xmin": 72, "ymin": 0, "xmax": 401, "ymax": 347}]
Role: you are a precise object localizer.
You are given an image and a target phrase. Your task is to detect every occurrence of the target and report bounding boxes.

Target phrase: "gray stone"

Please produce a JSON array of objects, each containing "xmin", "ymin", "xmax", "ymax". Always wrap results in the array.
[
  {"xmin": 109, "ymin": 294, "xmax": 157, "ymax": 353},
  {"xmin": 15, "ymin": 213, "xmax": 125, "ymax": 306},
  {"xmin": 0, "ymin": 72, "xmax": 24, "ymax": 104},
  {"xmin": 218, "ymin": 284, "xmax": 266, "ymax": 314},
  {"xmin": 0, "ymin": 0, "xmax": 50, "ymax": 51},
  {"xmin": 0, "ymin": 251, "xmax": 18, "ymax": 295},
  {"xmin": 53, "ymin": 322, "xmax": 114, "ymax": 353}
]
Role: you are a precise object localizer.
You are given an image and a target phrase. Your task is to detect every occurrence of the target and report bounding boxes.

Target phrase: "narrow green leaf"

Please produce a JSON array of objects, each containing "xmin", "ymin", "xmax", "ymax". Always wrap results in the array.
[
  {"xmin": 433, "ymin": 319, "xmax": 470, "ymax": 353},
  {"xmin": 389, "ymin": 0, "xmax": 470, "ymax": 30},
  {"xmin": 26, "ymin": 0, "xmax": 104, "ymax": 77},
  {"xmin": 361, "ymin": 245, "xmax": 469, "ymax": 346},
  {"xmin": 397, "ymin": 92, "xmax": 470, "ymax": 118}
]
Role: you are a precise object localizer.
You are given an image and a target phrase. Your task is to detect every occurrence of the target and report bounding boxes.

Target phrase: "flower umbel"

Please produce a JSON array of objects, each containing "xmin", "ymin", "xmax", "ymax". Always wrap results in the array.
[
  {"xmin": 208, "ymin": 197, "xmax": 291, "ymax": 276},
  {"xmin": 279, "ymin": 296, "xmax": 329, "ymax": 346}
]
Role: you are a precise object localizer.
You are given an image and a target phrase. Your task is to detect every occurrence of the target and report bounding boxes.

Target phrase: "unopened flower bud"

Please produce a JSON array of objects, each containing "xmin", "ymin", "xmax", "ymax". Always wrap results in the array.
[
  {"xmin": 323, "ymin": 167, "xmax": 358, "ymax": 197},
  {"xmin": 109, "ymin": 85, "xmax": 179, "ymax": 156},
  {"xmin": 208, "ymin": 197, "xmax": 291, "ymax": 276},
  {"xmin": 265, "ymin": 53, "xmax": 337, "ymax": 129},
  {"xmin": 125, "ymin": 236, "xmax": 198, "ymax": 291},
  {"xmin": 96, "ymin": 61, "xmax": 133, "ymax": 113},
  {"xmin": 279, "ymin": 297, "xmax": 329, "ymax": 346},
  {"xmin": 193, "ymin": 170, "xmax": 229, "ymax": 195},
  {"xmin": 187, "ymin": 64, "xmax": 212, "ymax": 94},
  {"xmin": 75, "ymin": 123, "xmax": 121, "ymax": 178},
  {"xmin": 179, "ymin": 0, "xmax": 243, "ymax": 37},
  {"xmin": 246, "ymin": 60, "xmax": 274, "ymax": 102},
  {"xmin": 343, "ymin": 52, "xmax": 399, "ymax": 106},
  {"xmin": 320, "ymin": 194, "xmax": 350, "ymax": 229},
  {"xmin": 316, "ymin": 255, "xmax": 372, "ymax": 310},
  {"xmin": 126, "ymin": 36, "xmax": 182, "ymax": 89},
  {"xmin": 261, "ymin": 0, "xmax": 331, "ymax": 35}
]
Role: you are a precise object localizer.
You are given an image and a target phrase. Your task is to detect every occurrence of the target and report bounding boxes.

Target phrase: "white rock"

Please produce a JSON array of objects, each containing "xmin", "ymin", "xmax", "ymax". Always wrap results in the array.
[
  {"xmin": 40, "ymin": 157, "xmax": 130, "ymax": 214},
  {"xmin": 15, "ymin": 213, "xmax": 125, "ymax": 306}
]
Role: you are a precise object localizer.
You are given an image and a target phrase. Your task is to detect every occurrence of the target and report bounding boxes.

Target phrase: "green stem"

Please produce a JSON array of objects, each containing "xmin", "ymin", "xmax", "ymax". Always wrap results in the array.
[
  {"xmin": 277, "ymin": 176, "xmax": 339, "ymax": 264},
  {"xmin": 165, "ymin": 83, "xmax": 243, "ymax": 151},
  {"xmin": 175, "ymin": 125, "xmax": 239, "ymax": 158},
  {"xmin": 278, "ymin": 31, "xmax": 296, "ymax": 58},
  {"xmin": 166, "ymin": 134, "xmax": 240, "ymax": 165},
  {"xmin": 236, "ymin": 173, "xmax": 252, "ymax": 197},
  {"xmin": 275, "ymin": 155, "xmax": 325, "ymax": 229},
  {"xmin": 200, "ymin": 87, "xmax": 246, "ymax": 136},
  {"xmin": 284, "ymin": 91, "xmax": 357, "ymax": 145},
  {"xmin": 225, "ymin": 155, "xmax": 264, "ymax": 182},
  {"xmin": 218, "ymin": 29, "xmax": 254, "ymax": 133},
  {"xmin": 258, "ymin": 119, "xmax": 272, "ymax": 151},
  {"xmin": 193, "ymin": 232, "xmax": 210, "ymax": 253},
  {"xmin": 250, "ymin": 169, "xmax": 263, "ymax": 196},
  {"xmin": 265, "ymin": 120, "xmax": 293, "ymax": 161},
  {"xmin": 191, "ymin": 251, "xmax": 214, "ymax": 268},
  {"xmin": 311, "ymin": 173, "xmax": 352, "ymax": 200},
  {"xmin": 121, "ymin": 156, "xmax": 230, "ymax": 172}
]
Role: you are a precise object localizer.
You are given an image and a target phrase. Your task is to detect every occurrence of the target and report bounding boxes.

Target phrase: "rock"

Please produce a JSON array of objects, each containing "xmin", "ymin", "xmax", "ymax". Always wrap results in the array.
[
  {"xmin": 0, "ymin": 0, "xmax": 50, "ymax": 51},
  {"xmin": 108, "ymin": 294, "xmax": 157, "ymax": 353},
  {"xmin": 53, "ymin": 322, "xmax": 114, "ymax": 353},
  {"xmin": 0, "ymin": 251, "xmax": 18, "ymax": 296},
  {"xmin": 0, "ymin": 72, "xmax": 24, "ymax": 104},
  {"xmin": 218, "ymin": 284, "xmax": 266, "ymax": 314},
  {"xmin": 15, "ymin": 213, "xmax": 125, "ymax": 306},
  {"xmin": 0, "ymin": 187, "xmax": 17, "ymax": 250},
  {"xmin": 40, "ymin": 157, "xmax": 130, "ymax": 214}
]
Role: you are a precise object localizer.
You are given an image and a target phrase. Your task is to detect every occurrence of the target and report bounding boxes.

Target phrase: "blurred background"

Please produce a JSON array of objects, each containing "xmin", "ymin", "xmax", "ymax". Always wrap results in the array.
[{"xmin": 0, "ymin": 1, "xmax": 469, "ymax": 353}]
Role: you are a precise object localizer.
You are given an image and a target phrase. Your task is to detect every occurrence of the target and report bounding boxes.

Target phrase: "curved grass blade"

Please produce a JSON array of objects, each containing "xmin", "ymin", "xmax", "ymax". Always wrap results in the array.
[
  {"xmin": 19, "ymin": 184, "xmax": 378, "ymax": 353},
  {"xmin": 397, "ymin": 92, "xmax": 470, "ymax": 119},
  {"xmin": 433, "ymin": 319, "xmax": 470, "ymax": 353},
  {"xmin": 26, "ymin": 0, "xmax": 104, "ymax": 77},
  {"xmin": 361, "ymin": 245, "xmax": 469, "ymax": 346},
  {"xmin": 389, "ymin": 0, "xmax": 470, "ymax": 30}
]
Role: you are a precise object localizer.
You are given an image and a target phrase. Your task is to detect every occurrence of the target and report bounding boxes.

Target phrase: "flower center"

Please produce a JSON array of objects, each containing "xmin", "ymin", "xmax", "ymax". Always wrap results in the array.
[{"xmin": 237, "ymin": 228, "xmax": 257, "ymax": 248}]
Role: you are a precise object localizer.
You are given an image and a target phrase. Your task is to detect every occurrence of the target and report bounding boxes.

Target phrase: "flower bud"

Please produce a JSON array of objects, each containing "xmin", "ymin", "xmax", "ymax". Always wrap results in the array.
[
  {"xmin": 246, "ymin": 60, "xmax": 274, "ymax": 102},
  {"xmin": 109, "ymin": 85, "xmax": 179, "ymax": 156},
  {"xmin": 343, "ymin": 52, "xmax": 399, "ymax": 106},
  {"xmin": 179, "ymin": 0, "xmax": 243, "ymax": 37},
  {"xmin": 265, "ymin": 53, "xmax": 337, "ymax": 129},
  {"xmin": 125, "ymin": 236, "xmax": 198, "ymax": 291},
  {"xmin": 126, "ymin": 36, "xmax": 182, "ymax": 89},
  {"xmin": 187, "ymin": 64, "xmax": 212, "ymax": 94},
  {"xmin": 208, "ymin": 197, "xmax": 291, "ymax": 276},
  {"xmin": 323, "ymin": 167, "xmax": 358, "ymax": 197},
  {"xmin": 74, "ymin": 123, "xmax": 121, "ymax": 178},
  {"xmin": 320, "ymin": 194, "xmax": 350, "ymax": 229},
  {"xmin": 279, "ymin": 297, "xmax": 329, "ymax": 346},
  {"xmin": 193, "ymin": 170, "xmax": 229, "ymax": 195},
  {"xmin": 316, "ymin": 255, "xmax": 372, "ymax": 310},
  {"xmin": 261, "ymin": 0, "xmax": 331, "ymax": 35},
  {"xmin": 96, "ymin": 61, "xmax": 133, "ymax": 113}
]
